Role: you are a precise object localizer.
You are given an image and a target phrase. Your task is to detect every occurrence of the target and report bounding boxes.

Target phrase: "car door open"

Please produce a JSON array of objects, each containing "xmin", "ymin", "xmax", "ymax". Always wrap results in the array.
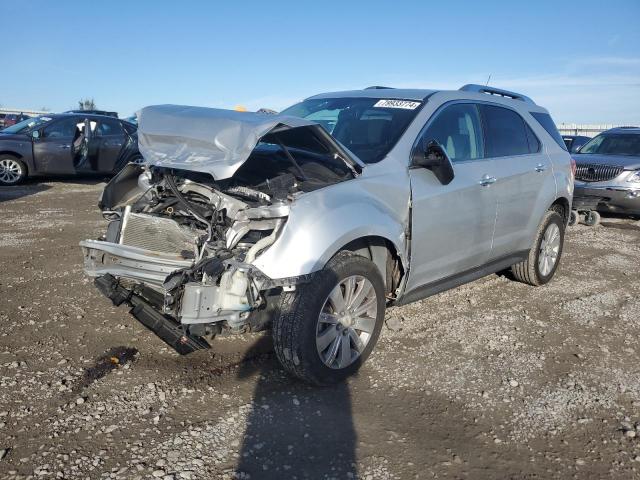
[{"xmin": 94, "ymin": 118, "xmax": 127, "ymax": 172}]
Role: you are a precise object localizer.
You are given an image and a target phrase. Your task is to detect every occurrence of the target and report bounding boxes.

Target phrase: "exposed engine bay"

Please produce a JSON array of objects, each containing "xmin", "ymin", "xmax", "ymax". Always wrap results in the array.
[{"xmin": 81, "ymin": 132, "xmax": 355, "ymax": 352}]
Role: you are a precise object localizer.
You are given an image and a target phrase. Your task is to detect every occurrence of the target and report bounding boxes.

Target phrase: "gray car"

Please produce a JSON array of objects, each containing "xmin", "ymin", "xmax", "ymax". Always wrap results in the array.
[
  {"xmin": 0, "ymin": 114, "xmax": 142, "ymax": 185},
  {"xmin": 572, "ymin": 127, "xmax": 640, "ymax": 216},
  {"xmin": 80, "ymin": 85, "xmax": 573, "ymax": 385}
]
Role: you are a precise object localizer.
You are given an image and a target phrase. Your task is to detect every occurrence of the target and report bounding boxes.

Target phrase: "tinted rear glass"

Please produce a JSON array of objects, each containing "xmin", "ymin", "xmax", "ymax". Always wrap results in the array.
[
  {"xmin": 531, "ymin": 112, "xmax": 567, "ymax": 151},
  {"xmin": 480, "ymin": 105, "xmax": 531, "ymax": 157}
]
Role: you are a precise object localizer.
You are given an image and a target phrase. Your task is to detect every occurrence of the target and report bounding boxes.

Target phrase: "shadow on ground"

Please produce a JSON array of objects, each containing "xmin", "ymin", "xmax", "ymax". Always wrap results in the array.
[
  {"xmin": 234, "ymin": 336, "xmax": 357, "ymax": 479},
  {"xmin": 0, "ymin": 183, "xmax": 51, "ymax": 202},
  {"xmin": 0, "ymin": 174, "xmax": 108, "ymax": 203}
]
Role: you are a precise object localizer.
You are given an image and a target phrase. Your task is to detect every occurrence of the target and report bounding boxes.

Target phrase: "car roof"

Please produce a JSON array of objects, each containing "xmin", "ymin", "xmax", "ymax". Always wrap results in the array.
[
  {"xmin": 39, "ymin": 112, "xmax": 124, "ymax": 121},
  {"xmin": 304, "ymin": 86, "xmax": 548, "ymax": 113},
  {"xmin": 603, "ymin": 126, "xmax": 640, "ymax": 134}
]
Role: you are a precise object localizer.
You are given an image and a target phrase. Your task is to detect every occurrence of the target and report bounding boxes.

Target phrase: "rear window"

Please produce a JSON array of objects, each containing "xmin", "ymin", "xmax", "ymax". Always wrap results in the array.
[
  {"xmin": 480, "ymin": 105, "xmax": 532, "ymax": 157},
  {"xmin": 530, "ymin": 112, "xmax": 567, "ymax": 151}
]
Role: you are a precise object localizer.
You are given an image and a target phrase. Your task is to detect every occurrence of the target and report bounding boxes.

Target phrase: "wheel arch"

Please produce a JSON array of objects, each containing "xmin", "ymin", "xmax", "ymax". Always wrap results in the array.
[
  {"xmin": 335, "ymin": 235, "xmax": 405, "ymax": 296},
  {"xmin": 550, "ymin": 196, "xmax": 571, "ymax": 226},
  {"xmin": 0, "ymin": 150, "xmax": 24, "ymax": 161}
]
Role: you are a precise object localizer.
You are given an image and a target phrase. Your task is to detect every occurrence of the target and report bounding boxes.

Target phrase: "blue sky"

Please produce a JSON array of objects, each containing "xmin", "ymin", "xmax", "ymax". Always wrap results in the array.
[{"xmin": 1, "ymin": 0, "xmax": 639, "ymax": 123}]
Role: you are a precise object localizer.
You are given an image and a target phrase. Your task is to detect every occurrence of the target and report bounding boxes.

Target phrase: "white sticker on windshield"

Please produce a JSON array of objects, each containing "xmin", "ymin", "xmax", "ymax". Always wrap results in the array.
[{"xmin": 373, "ymin": 99, "xmax": 421, "ymax": 110}]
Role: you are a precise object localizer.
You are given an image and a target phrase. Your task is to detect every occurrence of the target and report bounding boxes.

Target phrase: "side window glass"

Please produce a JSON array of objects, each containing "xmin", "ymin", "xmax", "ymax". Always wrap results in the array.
[
  {"xmin": 97, "ymin": 118, "xmax": 123, "ymax": 136},
  {"xmin": 530, "ymin": 112, "xmax": 567, "ymax": 150},
  {"xmin": 481, "ymin": 105, "xmax": 531, "ymax": 157},
  {"xmin": 43, "ymin": 118, "xmax": 79, "ymax": 139},
  {"xmin": 525, "ymin": 122, "xmax": 540, "ymax": 153},
  {"xmin": 421, "ymin": 103, "xmax": 484, "ymax": 162}
]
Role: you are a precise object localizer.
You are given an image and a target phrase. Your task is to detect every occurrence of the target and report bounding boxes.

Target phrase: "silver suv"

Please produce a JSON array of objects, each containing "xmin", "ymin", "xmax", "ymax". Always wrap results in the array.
[{"xmin": 81, "ymin": 85, "xmax": 573, "ymax": 385}]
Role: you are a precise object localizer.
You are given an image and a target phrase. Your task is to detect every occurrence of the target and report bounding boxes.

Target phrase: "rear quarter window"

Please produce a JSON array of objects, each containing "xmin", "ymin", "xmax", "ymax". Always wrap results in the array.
[{"xmin": 530, "ymin": 112, "xmax": 567, "ymax": 151}]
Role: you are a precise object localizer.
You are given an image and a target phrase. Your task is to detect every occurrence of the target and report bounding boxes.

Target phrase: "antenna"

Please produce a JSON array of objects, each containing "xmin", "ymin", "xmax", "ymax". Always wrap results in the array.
[{"xmin": 485, "ymin": 74, "xmax": 492, "ymax": 86}]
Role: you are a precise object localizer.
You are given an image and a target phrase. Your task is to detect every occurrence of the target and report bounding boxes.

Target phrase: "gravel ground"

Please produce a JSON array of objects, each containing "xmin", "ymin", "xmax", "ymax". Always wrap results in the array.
[{"xmin": 1, "ymin": 179, "xmax": 639, "ymax": 480}]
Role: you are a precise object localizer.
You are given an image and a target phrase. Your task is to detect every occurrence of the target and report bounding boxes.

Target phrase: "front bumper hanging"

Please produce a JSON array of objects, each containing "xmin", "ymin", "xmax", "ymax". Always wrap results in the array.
[{"xmin": 94, "ymin": 274, "xmax": 210, "ymax": 355}]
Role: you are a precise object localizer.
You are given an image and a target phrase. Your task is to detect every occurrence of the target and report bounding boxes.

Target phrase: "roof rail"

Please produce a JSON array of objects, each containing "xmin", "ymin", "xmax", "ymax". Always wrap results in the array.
[
  {"xmin": 459, "ymin": 84, "xmax": 535, "ymax": 105},
  {"xmin": 365, "ymin": 86, "xmax": 394, "ymax": 90}
]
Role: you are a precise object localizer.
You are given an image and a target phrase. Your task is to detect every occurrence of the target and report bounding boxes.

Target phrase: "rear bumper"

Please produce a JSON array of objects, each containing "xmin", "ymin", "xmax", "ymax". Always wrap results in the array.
[{"xmin": 574, "ymin": 183, "xmax": 640, "ymax": 215}]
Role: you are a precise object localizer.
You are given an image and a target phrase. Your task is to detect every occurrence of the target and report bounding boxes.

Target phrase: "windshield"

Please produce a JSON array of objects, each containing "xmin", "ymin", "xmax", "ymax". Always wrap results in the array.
[
  {"xmin": 1, "ymin": 116, "xmax": 53, "ymax": 134},
  {"xmin": 578, "ymin": 133, "xmax": 640, "ymax": 156},
  {"xmin": 281, "ymin": 97, "xmax": 423, "ymax": 163}
]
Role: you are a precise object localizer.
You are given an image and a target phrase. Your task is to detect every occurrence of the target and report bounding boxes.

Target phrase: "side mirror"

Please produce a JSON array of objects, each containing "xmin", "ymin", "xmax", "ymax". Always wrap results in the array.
[
  {"xmin": 31, "ymin": 130, "xmax": 40, "ymax": 140},
  {"xmin": 411, "ymin": 139, "xmax": 455, "ymax": 185}
]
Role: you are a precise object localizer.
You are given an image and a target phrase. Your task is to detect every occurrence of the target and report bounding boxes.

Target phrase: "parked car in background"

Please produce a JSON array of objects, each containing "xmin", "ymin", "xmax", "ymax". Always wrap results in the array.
[
  {"xmin": 0, "ymin": 113, "xmax": 142, "ymax": 185},
  {"xmin": 563, "ymin": 135, "xmax": 590, "ymax": 153},
  {"xmin": 573, "ymin": 127, "xmax": 640, "ymax": 216},
  {"xmin": 1, "ymin": 113, "xmax": 31, "ymax": 129},
  {"xmin": 80, "ymin": 84, "xmax": 572, "ymax": 385}
]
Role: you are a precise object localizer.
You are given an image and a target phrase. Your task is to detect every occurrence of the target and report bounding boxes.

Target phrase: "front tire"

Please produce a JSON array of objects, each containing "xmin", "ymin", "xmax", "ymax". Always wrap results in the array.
[
  {"xmin": 273, "ymin": 251, "xmax": 385, "ymax": 385},
  {"xmin": 0, "ymin": 156, "xmax": 27, "ymax": 186},
  {"xmin": 511, "ymin": 210, "xmax": 565, "ymax": 286}
]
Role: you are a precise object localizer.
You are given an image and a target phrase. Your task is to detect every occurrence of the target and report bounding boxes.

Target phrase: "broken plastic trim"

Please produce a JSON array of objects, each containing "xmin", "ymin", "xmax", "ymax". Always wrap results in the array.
[{"xmin": 94, "ymin": 274, "xmax": 210, "ymax": 355}]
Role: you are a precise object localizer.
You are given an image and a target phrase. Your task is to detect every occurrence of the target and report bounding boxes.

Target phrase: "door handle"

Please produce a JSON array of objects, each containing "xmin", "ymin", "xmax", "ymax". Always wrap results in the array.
[
  {"xmin": 535, "ymin": 163, "xmax": 547, "ymax": 172},
  {"xmin": 59, "ymin": 144, "xmax": 71, "ymax": 149},
  {"xmin": 479, "ymin": 175, "xmax": 497, "ymax": 186}
]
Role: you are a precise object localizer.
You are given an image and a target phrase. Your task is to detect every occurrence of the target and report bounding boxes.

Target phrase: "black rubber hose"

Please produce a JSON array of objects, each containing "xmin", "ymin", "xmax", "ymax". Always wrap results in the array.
[{"xmin": 164, "ymin": 173, "xmax": 211, "ymax": 227}]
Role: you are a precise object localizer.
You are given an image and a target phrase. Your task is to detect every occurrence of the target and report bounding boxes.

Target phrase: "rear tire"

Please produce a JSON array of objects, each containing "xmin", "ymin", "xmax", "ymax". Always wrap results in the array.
[
  {"xmin": 272, "ymin": 251, "xmax": 385, "ymax": 386},
  {"xmin": 511, "ymin": 210, "xmax": 565, "ymax": 286},
  {"xmin": 0, "ymin": 156, "xmax": 27, "ymax": 186}
]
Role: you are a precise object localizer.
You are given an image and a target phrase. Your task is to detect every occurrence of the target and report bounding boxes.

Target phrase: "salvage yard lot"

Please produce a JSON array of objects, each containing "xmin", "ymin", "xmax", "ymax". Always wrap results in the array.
[{"xmin": 1, "ymin": 179, "xmax": 639, "ymax": 480}]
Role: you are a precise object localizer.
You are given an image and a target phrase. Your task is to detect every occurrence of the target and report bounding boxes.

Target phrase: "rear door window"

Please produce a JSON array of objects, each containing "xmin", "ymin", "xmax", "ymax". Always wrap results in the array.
[
  {"xmin": 525, "ymin": 122, "xmax": 541, "ymax": 153},
  {"xmin": 96, "ymin": 118, "xmax": 124, "ymax": 136},
  {"xmin": 480, "ymin": 105, "xmax": 532, "ymax": 157}
]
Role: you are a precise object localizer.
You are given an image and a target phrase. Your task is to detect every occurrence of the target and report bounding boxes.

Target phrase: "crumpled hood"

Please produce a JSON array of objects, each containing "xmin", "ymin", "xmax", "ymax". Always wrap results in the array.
[
  {"xmin": 573, "ymin": 153, "xmax": 640, "ymax": 170},
  {"xmin": 137, "ymin": 105, "xmax": 352, "ymax": 180}
]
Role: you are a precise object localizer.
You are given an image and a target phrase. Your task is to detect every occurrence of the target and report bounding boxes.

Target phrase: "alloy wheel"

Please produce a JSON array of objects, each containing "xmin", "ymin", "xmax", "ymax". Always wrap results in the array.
[
  {"xmin": 0, "ymin": 159, "xmax": 23, "ymax": 184},
  {"xmin": 316, "ymin": 275, "xmax": 378, "ymax": 369},
  {"xmin": 538, "ymin": 223, "xmax": 561, "ymax": 276}
]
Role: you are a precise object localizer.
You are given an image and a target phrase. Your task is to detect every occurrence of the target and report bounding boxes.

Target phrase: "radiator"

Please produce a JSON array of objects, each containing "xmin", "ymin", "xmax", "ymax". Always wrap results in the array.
[{"xmin": 119, "ymin": 210, "xmax": 198, "ymax": 257}]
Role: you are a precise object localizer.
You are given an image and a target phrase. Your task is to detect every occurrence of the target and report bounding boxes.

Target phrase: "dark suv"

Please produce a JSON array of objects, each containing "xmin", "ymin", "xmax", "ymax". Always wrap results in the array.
[{"xmin": 0, "ymin": 113, "xmax": 142, "ymax": 185}]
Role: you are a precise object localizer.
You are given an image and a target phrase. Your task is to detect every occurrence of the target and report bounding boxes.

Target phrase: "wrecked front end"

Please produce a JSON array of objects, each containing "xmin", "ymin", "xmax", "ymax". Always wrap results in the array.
[{"xmin": 80, "ymin": 107, "xmax": 358, "ymax": 354}]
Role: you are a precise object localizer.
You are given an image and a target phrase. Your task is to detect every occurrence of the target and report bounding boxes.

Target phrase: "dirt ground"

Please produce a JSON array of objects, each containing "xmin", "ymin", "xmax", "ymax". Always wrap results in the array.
[{"xmin": 0, "ymin": 178, "xmax": 639, "ymax": 480}]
